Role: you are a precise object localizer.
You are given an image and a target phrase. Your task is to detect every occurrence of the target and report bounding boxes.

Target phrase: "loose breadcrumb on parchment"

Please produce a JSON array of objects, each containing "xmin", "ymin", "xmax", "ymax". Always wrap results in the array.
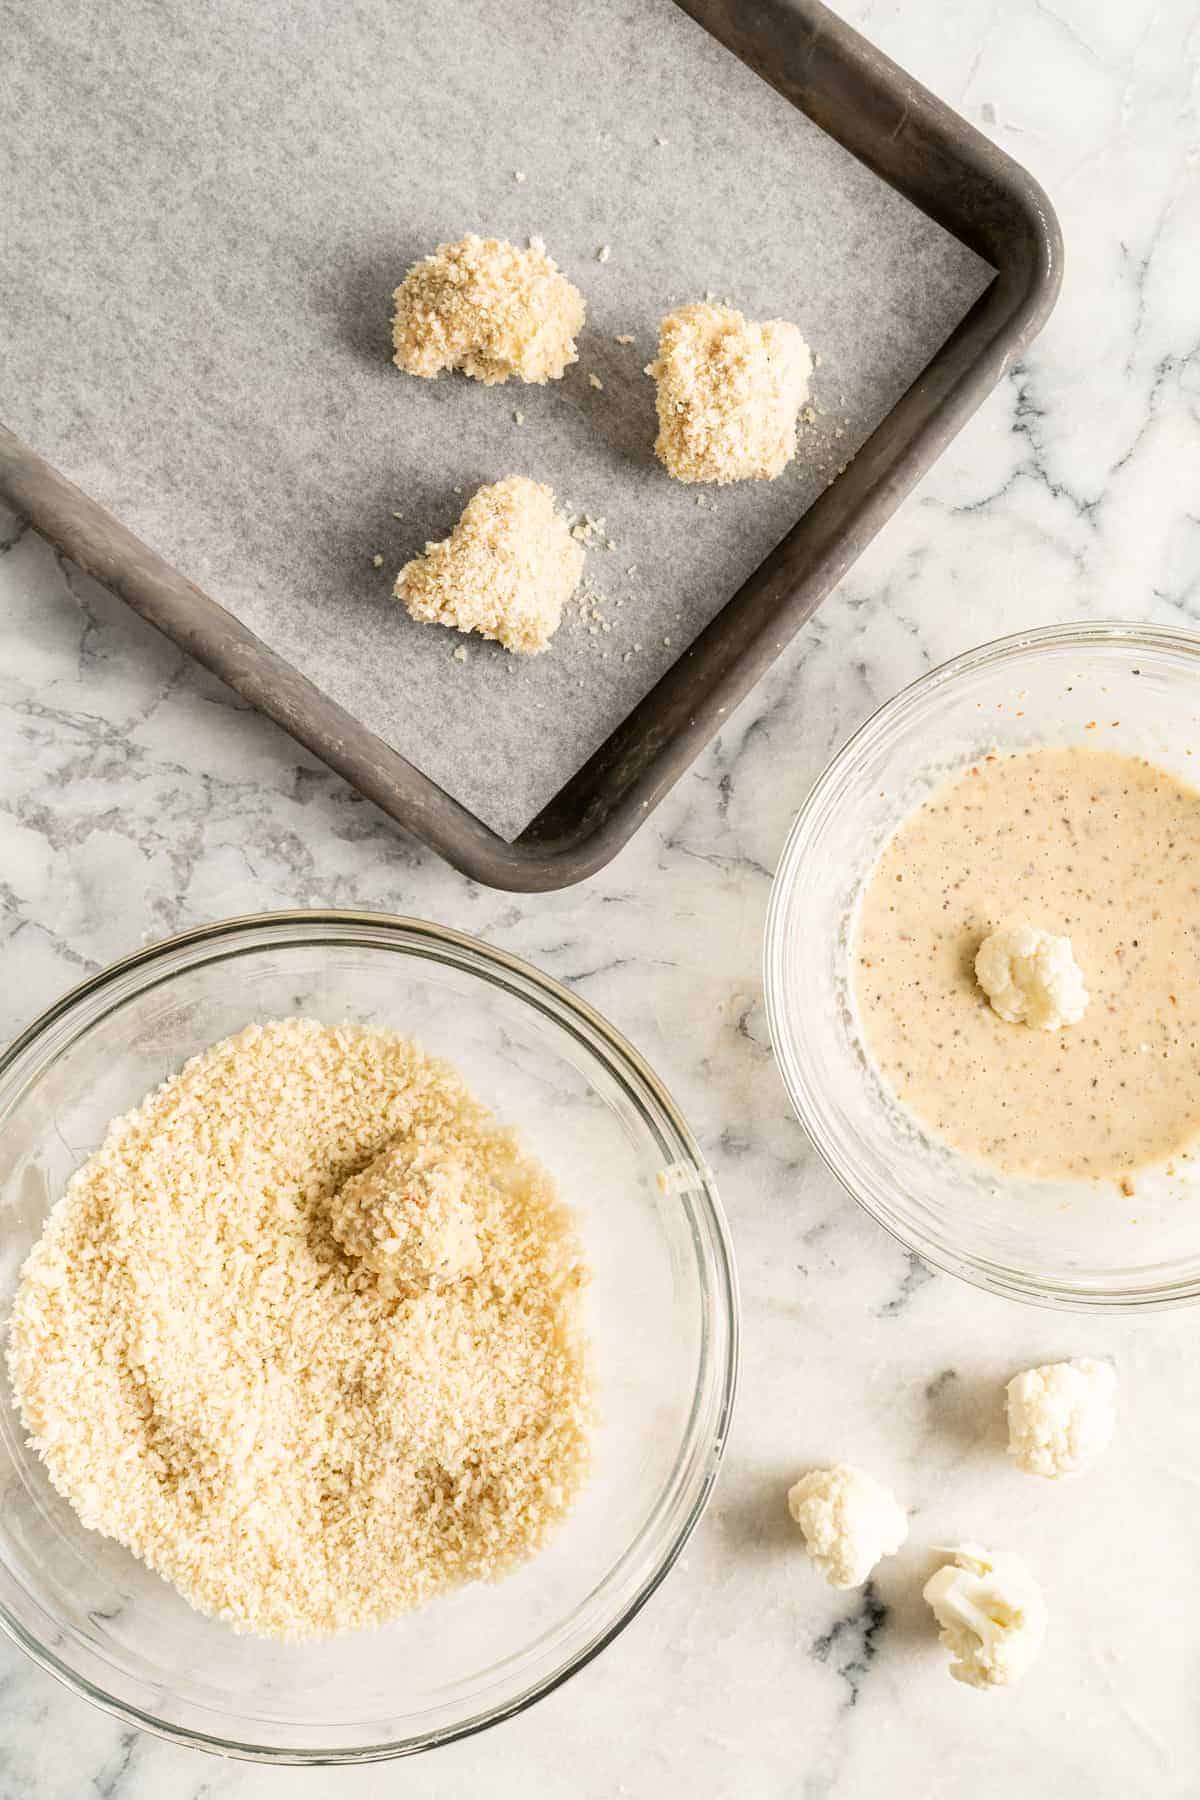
[
  {"xmin": 6, "ymin": 1019, "xmax": 593, "ymax": 1643},
  {"xmin": 392, "ymin": 234, "xmax": 585, "ymax": 386},
  {"xmin": 648, "ymin": 301, "xmax": 812, "ymax": 483},
  {"xmin": 569, "ymin": 512, "xmax": 608, "ymax": 548},
  {"xmin": 395, "ymin": 476, "xmax": 584, "ymax": 656}
]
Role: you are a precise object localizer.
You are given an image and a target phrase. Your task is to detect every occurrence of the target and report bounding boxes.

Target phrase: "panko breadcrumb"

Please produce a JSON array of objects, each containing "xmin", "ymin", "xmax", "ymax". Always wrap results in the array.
[
  {"xmin": 648, "ymin": 301, "xmax": 812, "ymax": 483},
  {"xmin": 6, "ymin": 1020, "xmax": 593, "ymax": 1642},
  {"xmin": 392, "ymin": 234, "xmax": 584, "ymax": 385},
  {"xmin": 395, "ymin": 476, "xmax": 584, "ymax": 656}
]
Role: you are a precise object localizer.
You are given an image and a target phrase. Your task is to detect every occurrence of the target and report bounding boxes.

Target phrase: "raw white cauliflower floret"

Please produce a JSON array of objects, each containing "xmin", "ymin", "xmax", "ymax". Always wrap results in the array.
[
  {"xmin": 786, "ymin": 1463, "xmax": 908, "ymax": 1589},
  {"xmin": 923, "ymin": 1544, "xmax": 1046, "ymax": 1690},
  {"xmin": 327, "ymin": 1140, "xmax": 481, "ymax": 1295},
  {"xmin": 974, "ymin": 923, "xmax": 1088, "ymax": 1031},
  {"xmin": 1006, "ymin": 1358, "xmax": 1117, "ymax": 1479}
]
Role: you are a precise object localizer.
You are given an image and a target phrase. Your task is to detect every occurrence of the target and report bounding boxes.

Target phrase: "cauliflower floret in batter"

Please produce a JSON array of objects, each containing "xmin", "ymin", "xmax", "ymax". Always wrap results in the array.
[
  {"xmin": 974, "ymin": 923, "xmax": 1089, "ymax": 1031},
  {"xmin": 392, "ymin": 234, "xmax": 584, "ymax": 386},
  {"xmin": 647, "ymin": 302, "xmax": 812, "ymax": 484},
  {"xmin": 923, "ymin": 1544, "xmax": 1046, "ymax": 1690},
  {"xmin": 1006, "ymin": 1358, "xmax": 1117, "ymax": 1478},
  {"xmin": 786, "ymin": 1463, "xmax": 908, "ymax": 1589},
  {"xmin": 328, "ymin": 1140, "xmax": 481, "ymax": 1294},
  {"xmin": 395, "ymin": 476, "xmax": 583, "ymax": 656}
]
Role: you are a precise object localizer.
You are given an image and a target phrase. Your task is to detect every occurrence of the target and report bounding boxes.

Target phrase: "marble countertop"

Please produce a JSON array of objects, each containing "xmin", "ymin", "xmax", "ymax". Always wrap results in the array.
[{"xmin": 2, "ymin": 0, "xmax": 1199, "ymax": 1794}]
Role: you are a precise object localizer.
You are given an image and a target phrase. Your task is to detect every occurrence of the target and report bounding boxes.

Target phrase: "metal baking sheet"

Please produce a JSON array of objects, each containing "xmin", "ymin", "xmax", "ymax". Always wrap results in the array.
[{"xmin": 0, "ymin": 0, "xmax": 1060, "ymax": 886}]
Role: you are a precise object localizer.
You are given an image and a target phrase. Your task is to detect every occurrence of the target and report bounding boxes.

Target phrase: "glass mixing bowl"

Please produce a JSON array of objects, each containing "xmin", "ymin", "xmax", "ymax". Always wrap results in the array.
[
  {"xmin": 765, "ymin": 621, "xmax": 1200, "ymax": 1313},
  {"xmin": 0, "ymin": 914, "xmax": 737, "ymax": 1762}
]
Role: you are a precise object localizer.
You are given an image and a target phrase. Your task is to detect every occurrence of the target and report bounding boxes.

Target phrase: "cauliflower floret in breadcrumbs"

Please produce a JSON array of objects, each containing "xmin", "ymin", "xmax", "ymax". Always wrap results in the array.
[
  {"xmin": 648, "ymin": 301, "xmax": 812, "ymax": 483},
  {"xmin": 395, "ymin": 476, "xmax": 583, "ymax": 655},
  {"xmin": 975, "ymin": 923, "xmax": 1089, "ymax": 1031},
  {"xmin": 786, "ymin": 1462, "xmax": 908, "ymax": 1589},
  {"xmin": 328, "ymin": 1140, "xmax": 481, "ymax": 1294},
  {"xmin": 1006, "ymin": 1358, "xmax": 1116, "ymax": 1478},
  {"xmin": 392, "ymin": 234, "xmax": 585, "ymax": 385}
]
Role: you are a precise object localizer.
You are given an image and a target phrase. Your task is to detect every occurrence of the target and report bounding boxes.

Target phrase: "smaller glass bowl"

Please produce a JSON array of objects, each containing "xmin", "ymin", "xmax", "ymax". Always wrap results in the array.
[
  {"xmin": 0, "ymin": 913, "xmax": 737, "ymax": 1761},
  {"xmin": 765, "ymin": 621, "xmax": 1200, "ymax": 1313}
]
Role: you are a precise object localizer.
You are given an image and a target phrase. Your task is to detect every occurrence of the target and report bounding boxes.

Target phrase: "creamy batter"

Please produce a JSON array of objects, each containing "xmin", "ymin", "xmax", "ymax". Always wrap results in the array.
[{"xmin": 853, "ymin": 746, "xmax": 1200, "ymax": 1181}]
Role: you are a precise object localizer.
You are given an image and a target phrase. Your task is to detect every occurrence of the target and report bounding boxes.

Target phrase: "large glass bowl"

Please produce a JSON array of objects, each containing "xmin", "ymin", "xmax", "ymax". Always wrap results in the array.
[
  {"xmin": 0, "ymin": 914, "xmax": 737, "ymax": 1761},
  {"xmin": 765, "ymin": 621, "xmax": 1200, "ymax": 1313}
]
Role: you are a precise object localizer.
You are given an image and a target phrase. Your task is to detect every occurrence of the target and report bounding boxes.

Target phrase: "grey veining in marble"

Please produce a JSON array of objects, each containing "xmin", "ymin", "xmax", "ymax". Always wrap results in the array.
[{"xmin": 1, "ymin": 0, "xmax": 1200, "ymax": 1794}]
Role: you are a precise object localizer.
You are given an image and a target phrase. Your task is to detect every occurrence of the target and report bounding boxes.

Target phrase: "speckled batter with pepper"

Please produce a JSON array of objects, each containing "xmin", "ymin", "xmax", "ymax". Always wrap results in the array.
[{"xmin": 853, "ymin": 745, "xmax": 1200, "ymax": 1182}]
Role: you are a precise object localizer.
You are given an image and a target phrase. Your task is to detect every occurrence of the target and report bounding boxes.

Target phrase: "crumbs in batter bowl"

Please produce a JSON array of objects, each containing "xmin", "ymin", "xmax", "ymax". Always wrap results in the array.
[{"xmin": 6, "ymin": 1019, "xmax": 593, "ymax": 1641}]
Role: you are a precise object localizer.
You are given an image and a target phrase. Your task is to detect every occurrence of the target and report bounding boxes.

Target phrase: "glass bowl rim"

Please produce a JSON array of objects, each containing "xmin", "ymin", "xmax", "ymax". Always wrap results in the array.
[
  {"xmin": 764, "ymin": 618, "xmax": 1200, "ymax": 1314},
  {"xmin": 0, "ymin": 909, "xmax": 740, "ymax": 1763}
]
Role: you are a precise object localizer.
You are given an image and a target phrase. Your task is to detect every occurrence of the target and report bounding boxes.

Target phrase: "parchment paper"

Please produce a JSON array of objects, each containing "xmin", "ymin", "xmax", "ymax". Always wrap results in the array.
[{"xmin": 1, "ymin": 0, "xmax": 990, "ymax": 840}]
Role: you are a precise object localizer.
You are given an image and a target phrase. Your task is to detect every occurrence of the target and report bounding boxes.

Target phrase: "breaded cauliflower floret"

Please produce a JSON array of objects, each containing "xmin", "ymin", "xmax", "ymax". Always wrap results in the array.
[
  {"xmin": 924, "ymin": 1545, "xmax": 1047, "ymax": 1690},
  {"xmin": 975, "ymin": 923, "xmax": 1089, "ymax": 1030},
  {"xmin": 395, "ymin": 476, "xmax": 583, "ymax": 656},
  {"xmin": 647, "ymin": 301, "xmax": 812, "ymax": 484},
  {"xmin": 392, "ymin": 234, "xmax": 584, "ymax": 385},
  {"xmin": 328, "ymin": 1140, "xmax": 480, "ymax": 1295},
  {"xmin": 1006, "ymin": 1358, "xmax": 1117, "ymax": 1478},
  {"xmin": 786, "ymin": 1463, "xmax": 908, "ymax": 1589}
]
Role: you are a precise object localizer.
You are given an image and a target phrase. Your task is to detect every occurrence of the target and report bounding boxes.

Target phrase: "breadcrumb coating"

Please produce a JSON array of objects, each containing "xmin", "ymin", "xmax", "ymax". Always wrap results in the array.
[
  {"xmin": 392, "ymin": 234, "xmax": 585, "ymax": 386},
  {"xmin": 648, "ymin": 301, "xmax": 812, "ymax": 484},
  {"xmin": 395, "ymin": 476, "xmax": 584, "ymax": 656},
  {"xmin": 7, "ymin": 1020, "xmax": 593, "ymax": 1642},
  {"xmin": 327, "ymin": 1141, "xmax": 481, "ymax": 1295}
]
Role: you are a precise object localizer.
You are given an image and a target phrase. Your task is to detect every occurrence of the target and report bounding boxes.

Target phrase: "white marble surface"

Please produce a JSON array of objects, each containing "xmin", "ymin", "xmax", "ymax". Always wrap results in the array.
[{"xmin": 1, "ymin": 0, "xmax": 1199, "ymax": 1793}]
